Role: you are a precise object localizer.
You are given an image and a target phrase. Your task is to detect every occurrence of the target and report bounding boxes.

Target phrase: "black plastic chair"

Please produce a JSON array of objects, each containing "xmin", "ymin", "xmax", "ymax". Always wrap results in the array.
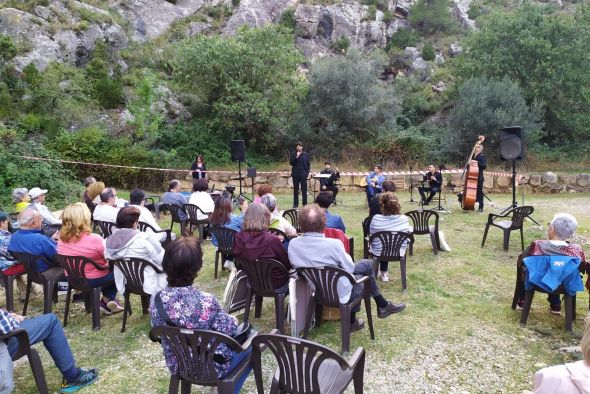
[
  {"xmin": 268, "ymin": 228, "xmax": 288, "ymax": 243},
  {"xmin": 10, "ymin": 252, "xmax": 64, "ymax": 315},
  {"xmin": 405, "ymin": 209, "xmax": 440, "ymax": 255},
  {"xmin": 209, "ymin": 227, "xmax": 238, "ymax": 279},
  {"xmin": 235, "ymin": 259, "xmax": 290, "ymax": 334},
  {"xmin": 160, "ymin": 203, "xmax": 188, "ymax": 237},
  {"xmin": 282, "ymin": 209, "xmax": 301, "ymax": 233},
  {"xmin": 481, "ymin": 206, "xmax": 534, "ymax": 251},
  {"xmin": 362, "ymin": 216, "xmax": 372, "ymax": 259},
  {"xmin": 145, "ymin": 195, "xmax": 163, "ymax": 219},
  {"xmin": 56, "ymin": 255, "xmax": 114, "ymax": 331},
  {"xmin": 138, "ymin": 221, "xmax": 172, "ymax": 245},
  {"xmin": 94, "ymin": 220, "xmax": 116, "ymax": 239},
  {"xmin": 0, "ymin": 329, "xmax": 49, "ymax": 394},
  {"xmin": 368, "ymin": 231, "xmax": 414, "ymax": 291},
  {"xmin": 252, "ymin": 329, "xmax": 365, "ymax": 394},
  {"xmin": 110, "ymin": 257, "xmax": 164, "ymax": 333},
  {"xmin": 0, "ymin": 252, "xmax": 22, "ymax": 312},
  {"xmin": 296, "ymin": 266, "xmax": 375, "ymax": 354},
  {"xmin": 183, "ymin": 203, "xmax": 210, "ymax": 243},
  {"xmin": 149, "ymin": 326, "xmax": 255, "ymax": 394}
]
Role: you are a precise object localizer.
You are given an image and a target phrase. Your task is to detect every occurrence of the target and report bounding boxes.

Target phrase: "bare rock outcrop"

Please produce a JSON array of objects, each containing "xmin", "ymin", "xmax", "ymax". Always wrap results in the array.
[{"xmin": 223, "ymin": 0, "xmax": 297, "ymax": 34}]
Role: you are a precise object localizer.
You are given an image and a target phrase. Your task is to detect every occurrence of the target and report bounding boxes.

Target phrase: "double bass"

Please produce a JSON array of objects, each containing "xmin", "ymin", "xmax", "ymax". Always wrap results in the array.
[{"xmin": 460, "ymin": 135, "xmax": 485, "ymax": 210}]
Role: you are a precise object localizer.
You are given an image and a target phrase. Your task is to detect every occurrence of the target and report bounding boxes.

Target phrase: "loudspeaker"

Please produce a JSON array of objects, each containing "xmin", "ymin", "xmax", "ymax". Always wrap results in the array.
[
  {"xmin": 499, "ymin": 126, "xmax": 523, "ymax": 161},
  {"xmin": 230, "ymin": 140, "xmax": 245, "ymax": 162},
  {"xmin": 247, "ymin": 167, "xmax": 257, "ymax": 178}
]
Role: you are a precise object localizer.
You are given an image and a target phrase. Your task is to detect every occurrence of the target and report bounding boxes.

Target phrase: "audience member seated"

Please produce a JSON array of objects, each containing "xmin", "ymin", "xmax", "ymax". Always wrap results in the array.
[
  {"xmin": 288, "ymin": 204, "xmax": 406, "ymax": 331},
  {"xmin": 150, "ymin": 237, "xmax": 251, "ymax": 392},
  {"xmin": 365, "ymin": 165, "xmax": 385, "ymax": 203},
  {"xmin": 0, "ymin": 211, "xmax": 42, "ymax": 300},
  {"xmin": 130, "ymin": 189, "xmax": 175, "ymax": 243},
  {"xmin": 315, "ymin": 191, "xmax": 346, "ymax": 233},
  {"xmin": 28, "ymin": 187, "xmax": 62, "ymax": 237},
  {"xmin": 0, "ymin": 309, "xmax": 99, "ymax": 393},
  {"xmin": 369, "ymin": 180, "xmax": 396, "ymax": 216},
  {"xmin": 105, "ymin": 206, "xmax": 166, "ymax": 295},
  {"xmin": 57, "ymin": 203, "xmax": 123, "ymax": 314},
  {"xmin": 162, "ymin": 180, "xmax": 188, "ymax": 222},
  {"xmin": 209, "ymin": 195, "xmax": 243, "ymax": 270},
  {"xmin": 533, "ymin": 312, "xmax": 590, "ymax": 392},
  {"xmin": 253, "ymin": 184, "xmax": 272, "ymax": 204},
  {"xmin": 11, "ymin": 188, "xmax": 30, "ymax": 213},
  {"xmin": 8, "ymin": 209, "xmax": 62, "ymax": 278},
  {"xmin": 260, "ymin": 193, "xmax": 297, "ymax": 238},
  {"xmin": 86, "ymin": 181, "xmax": 105, "ymax": 205},
  {"xmin": 515, "ymin": 213, "xmax": 586, "ymax": 315},
  {"xmin": 369, "ymin": 192, "xmax": 410, "ymax": 283},
  {"xmin": 92, "ymin": 188, "xmax": 120, "ymax": 224},
  {"xmin": 188, "ymin": 178, "xmax": 214, "ymax": 221},
  {"xmin": 82, "ymin": 177, "xmax": 96, "ymax": 207},
  {"xmin": 232, "ymin": 203, "xmax": 292, "ymax": 289}
]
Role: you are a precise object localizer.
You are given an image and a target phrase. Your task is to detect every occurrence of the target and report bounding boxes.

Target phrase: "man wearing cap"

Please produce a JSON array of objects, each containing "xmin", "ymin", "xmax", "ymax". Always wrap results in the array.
[{"xmin": 28, "ymin": 187, "xmax": 62, "ymax": 237}]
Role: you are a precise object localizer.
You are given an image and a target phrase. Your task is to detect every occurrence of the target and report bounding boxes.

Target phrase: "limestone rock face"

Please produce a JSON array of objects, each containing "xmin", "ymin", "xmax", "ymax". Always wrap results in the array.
[
  {"xmin": 451, "ymin": 0, "xmax": 475, "ymax": 29},
  {"xmin": 542, "ymin": 171, "xmax": 558, "ymax": 184},
  {"xmin": 223, "ymin": 0, "xmax": 297, "ymax": 34},
  {"xmin": 576, "ymin": 174, "xmax": 590, "ymax": 187}
]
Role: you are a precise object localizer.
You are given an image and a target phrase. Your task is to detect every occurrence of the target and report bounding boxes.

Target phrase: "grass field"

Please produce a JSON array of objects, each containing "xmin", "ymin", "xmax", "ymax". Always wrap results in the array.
[{"xmin": 5, "ymin": 191, "xmax": 590, "ymax": 393}]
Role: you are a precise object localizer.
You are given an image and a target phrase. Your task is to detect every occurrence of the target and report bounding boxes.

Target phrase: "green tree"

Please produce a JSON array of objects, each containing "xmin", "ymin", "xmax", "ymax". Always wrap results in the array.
[
  {"xmin": 297, "ymin": 51, "xmax": 400, "ymax": 157},
  {"xmin": 457, "ymin": 4, "xmax": 590, "ymax": 142},
  {"xmin": 409, "ymin": 0, "xmax": 457, "ymax": 34},
  {"xmin": 126, "ymin": 70, "xmax": 165, "ymax": 143},
  {"xmin": 443, "ymin": 76, "xmax": 544, "ymax": 161},
  {"xmin": 170, "ymin": 25, "xmax": 305, "ymax": 154},
  {"xmin": 422, "ymin": 43, "xmax": 435, "ymax": 61},
  {"xmin": 85, "ymin": 41, "xmax": 124, "ymax": 109}
]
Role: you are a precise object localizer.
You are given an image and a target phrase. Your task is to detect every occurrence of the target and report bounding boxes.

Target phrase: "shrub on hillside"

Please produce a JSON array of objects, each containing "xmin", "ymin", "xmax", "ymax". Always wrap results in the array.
[
  {"xmin": 388, "ymin": 29, "xmax": 420, "ymax": 50},
  {"xmin": 409, "ymin": 0, "xmax": 457, "ymax": 34},
  {"xmin": 422, "ymin": 43, "xmax": 435, "ymax": 61}
]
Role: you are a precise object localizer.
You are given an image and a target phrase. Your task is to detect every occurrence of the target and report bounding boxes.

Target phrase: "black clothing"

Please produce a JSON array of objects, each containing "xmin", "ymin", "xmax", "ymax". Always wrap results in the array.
[
  {"xmin": 418, "ymin": 171, "xmax": 443, "ymax": 203},
  {"xmin": 320, "ymin": 168, "xmax": 340, "ymax": 201},
  {"xmin": 369, "ymin": 195, "xmax": 381, "ymax": 216},
  {"xmin": 474, "ymin": 152, "xmax": 487, "ymax": 209},
  {"xmin": 290, "ymin": 150, "xmax": 310, "ymax": 207},
  {"xmin": 191, "ymin": 162, "xmax": 207, "ymax": 179}
]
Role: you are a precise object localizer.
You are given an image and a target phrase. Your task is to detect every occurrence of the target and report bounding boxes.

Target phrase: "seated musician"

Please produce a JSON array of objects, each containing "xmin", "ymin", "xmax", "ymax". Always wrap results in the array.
[
  {"xmin": 515, "ymin": 213, "xmax": 586, "ymax": 315},
  {"xmin": 320, "ymin": 161, "xmax": 340, "ymax": 204},
  {"xmin": 418, "ymin": 164, "xmax": 443, "ymax": 206},
  {"xmin": 365, "ymin": 165, "xmax": 385, "ymax": 203}
]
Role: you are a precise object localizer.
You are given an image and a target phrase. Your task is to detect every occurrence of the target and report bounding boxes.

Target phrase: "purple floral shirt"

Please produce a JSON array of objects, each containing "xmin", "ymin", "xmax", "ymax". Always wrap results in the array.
[{"xmin": 150, "ymin": 286, "xmax": 237, "ymax": 376}]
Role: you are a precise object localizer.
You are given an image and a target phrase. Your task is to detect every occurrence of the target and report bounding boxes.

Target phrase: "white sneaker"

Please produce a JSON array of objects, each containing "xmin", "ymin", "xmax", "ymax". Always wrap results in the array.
[
  {"xmin": 380, "ymin": 271, "xmax": 389, "ymax": 282},
  {"xmin": 223, "ymin": 260, "xmax": 234, "ymax": 270}
]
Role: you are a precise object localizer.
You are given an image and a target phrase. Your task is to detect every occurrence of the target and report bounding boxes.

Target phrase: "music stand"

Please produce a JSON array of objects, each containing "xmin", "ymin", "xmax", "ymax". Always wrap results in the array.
[{"xmin": 407, "ymin": 163, "xmax": 417, "ymax": 204}]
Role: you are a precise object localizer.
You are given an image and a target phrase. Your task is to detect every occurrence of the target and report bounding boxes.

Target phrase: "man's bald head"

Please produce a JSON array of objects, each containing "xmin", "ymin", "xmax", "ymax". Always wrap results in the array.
[{"xmin": 298, "ymin": 204, "xmax": 326, "ymax": 233}]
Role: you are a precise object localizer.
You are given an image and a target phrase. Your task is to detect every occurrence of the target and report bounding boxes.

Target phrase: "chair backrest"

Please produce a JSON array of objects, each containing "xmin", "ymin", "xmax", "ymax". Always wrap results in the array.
[
  {"xmin": 368, "ymin": 231, "xmax": 414, "ymax": 261},
  {"xmin": 56, "ymin": 255, "xmax": 107, "ymax": 291},
  {"xmin": 405, "ymin": 209, "xmax": 439, "ymax": 235},
  {"xmin": 209, "ymin": 226, "xmax": 237, "ymax": 254},
  {"xmin": 252, "ymin": 333, "xmax": 352, "ymax": 394},
  {"xmin": 183, "ymin": 203, "xmax": 209, "ymax": 224},
  {"xmin": 362, "ymin": 216, "xmax": 372, "ymax": 239},
  {"xmin": 10, "ymin": 252, "xmax": 49, "ymax": 284},
  {"xmin": 222, "ymin": 269, "xmax": 255, "ymax": 314},
  {"xmin": 268, "ymin": 228, "xmax": 287, "ymax": 242},
  {"xmin": 296, "ymin": 266, "xmax": 356, "ymax": 308},
  {"xmin": 110, "ymin": 257, "xmax": 163, "ymax": 296},
  {"xmin": 149, "ymin": 326, "xmax": 243, "ymax": 386},
  {"xmin": 235, "ymin": 259, "xmax": 290, "ymax": 297},
  {"xmin": 94, "ymin": 220, "xmax": 116, "ymax": 238},
  {"xmin": 282, "ymin": 209, "xmax": 300, "ymax": 233},
  {"xmin": 138, "ymin": 221, "xmax": 156, "ymax": 233},
  {"xmin": 509, "ymin": 206, "xmax": 535, "ymax": 229},
  {"xmin": 163, "ymin": 203, "xmax": 186, "ymax": 224}
]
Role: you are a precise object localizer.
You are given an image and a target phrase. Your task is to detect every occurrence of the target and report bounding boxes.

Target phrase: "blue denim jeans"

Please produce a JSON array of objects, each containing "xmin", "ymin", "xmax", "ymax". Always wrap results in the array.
[
  {"xmin": 6, "ymin": 313, "xmax": 78, "ymax": 381},
  {"xmin": 86, "ymin": 272, "xmax": 117, "ymax": 300},
  {"xmin": 0, "ymin": 341, "xmax": 13, "ymax": 394},
  {"xmin": 220, "ymin": 347, "xmax": 252, "ymax": 394}
]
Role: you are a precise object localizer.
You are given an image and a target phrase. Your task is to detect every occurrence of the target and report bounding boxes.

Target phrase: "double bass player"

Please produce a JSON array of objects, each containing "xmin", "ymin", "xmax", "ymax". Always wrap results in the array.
[{"xmin": 473, "ymin": 144, "xmax": 487, "ymax": 212}]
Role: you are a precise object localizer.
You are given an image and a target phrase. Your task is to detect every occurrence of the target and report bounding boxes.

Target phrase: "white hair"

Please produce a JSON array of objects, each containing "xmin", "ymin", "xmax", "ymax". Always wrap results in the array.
[
  {"xmin": 550, "ymin": 213, "xmax": 578, "ymax": 240},
  {"xmin": 12, "ymin": 188, "xmax": 28, "ymax": 203},
  {"xmin": 17, "ymin": 209, "xmax": 38, "ymax": 226}
]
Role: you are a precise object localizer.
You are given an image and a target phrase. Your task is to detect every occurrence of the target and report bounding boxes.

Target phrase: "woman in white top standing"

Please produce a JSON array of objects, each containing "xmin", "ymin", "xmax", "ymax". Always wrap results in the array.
[
  {"xmin": 188, "ymin": 178, "xmax": 214, "ymax": 221},
  {"xmin": 369, "ymin": 192, "xmax": 410, "ymax": 283}
]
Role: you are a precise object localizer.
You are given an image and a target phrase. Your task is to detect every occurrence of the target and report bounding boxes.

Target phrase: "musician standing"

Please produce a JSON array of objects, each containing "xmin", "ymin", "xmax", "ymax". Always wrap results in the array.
[
  {"xmin": 473, "ymin": 145, "xmax": 487, "ymax": 212},
  {"xmin": 320, "ymin": 161, "xmax": 340, "ymax": 204},
  {"xmin": 418, "ymin": 164, "xmax": 442, "ymax": 206},
  {"xmin": 366, "ymin": 165, "xmax": 385, "ymax": 203},
  {"xmin": 290, "ymin": 142, "xmax": 310, "ymax": 207}
]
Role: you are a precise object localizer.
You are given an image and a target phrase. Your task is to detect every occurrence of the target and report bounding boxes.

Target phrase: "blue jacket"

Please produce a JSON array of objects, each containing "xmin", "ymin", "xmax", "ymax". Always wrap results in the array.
[
  {"xmin": 212, "ymin": 215, "xmax": 243, "ymax": 247},
  {"xmin": 7, "ymin": 229, "xmax": 57, "ymax": 272},
  {"xmin": 325, "ymin": 210, "xmax": 346, "ymax": 233},
  {"xmin": 524, "ymin": 255, "xmax": 583, "ymax": 295}
]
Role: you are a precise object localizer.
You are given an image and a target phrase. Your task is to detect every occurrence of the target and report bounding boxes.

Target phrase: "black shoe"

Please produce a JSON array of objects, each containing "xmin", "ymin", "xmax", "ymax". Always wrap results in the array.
[
  {"xmin": 477, "ymin": 207, "xmax": 484, "ymax": 212},
  {"xmin": 350, "ymin": 318, "xmax": 365, "ymax": 332},
  {"xmin": 377, "ymin": 302, "xmax": 406, "ymax": 318}
]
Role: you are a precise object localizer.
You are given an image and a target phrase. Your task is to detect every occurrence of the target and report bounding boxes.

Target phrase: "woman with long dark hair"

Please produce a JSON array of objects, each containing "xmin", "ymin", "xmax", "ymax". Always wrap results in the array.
[
  {"xmin": 209, "ymin": 195, "xmax": 244, "ymax": 270},
  {"xmin": 190, "ymin": 154, "xmax": 207, "ymax": 182}
]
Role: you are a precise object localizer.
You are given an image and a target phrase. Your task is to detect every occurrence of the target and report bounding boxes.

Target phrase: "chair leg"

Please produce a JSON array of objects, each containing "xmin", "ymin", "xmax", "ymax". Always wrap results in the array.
[
  {"xmin": 28, "ymin": 349, "xmax": 49, "ymax": 394},
  {"xmin": 512, "ymin": 269, "xmax": 523, "ymax": 310},
  {"xmin": 481, "ymin": 223, "xmax": 490, "ymax": 247},
  {"xmin": 409, "ymin": 241, "xmax": 413, "ymax": 257},
  {"xmin": 168, "ymin": 375, "xmax": 180, "ymax": 394},
  {"xmin": 364, "ymin": 282, "xmax": 375, "ymax": 340},
  {"xmin": 22, "ymin": 278, "xmax": 32, "ymax": 316},
  {"xmin": 64, "ymin": 288, "xmax": 72, "ymax": 327},
  {"xmin": 352, "ymin": 349, "xmax": 365, "ymax": 394},
  {"xmin": 520, "ymin": 227, "xmax": 525, "ymax": 251},
  {"xmin": 565, "ymin": 295, "xmax": 573, "ymax": 332},
  {"xmin": 141, "ymin": 295, "xmax": 150, "ymax": 315},
  {"xmin": 371, "ymin": 257, "xmax": 379, "ymax": 278},
  {"xmin": 275, "ymin": 293, "xmax": 286, "ymax": 334},
  {"xmin": 198, "ymin": 224, "xmax": 204, "ymax": 244},
  {"xmin": 43, "ymin": 281, "xmax": 55, "ymax": 314},
  {"xmin": 503, "ymin": 230, "xmax": 510, "ymax": 251},
  {"xmin": 254, "ymin": 295, "xmax": 263, "ymax": 318},
  {"xmin": 4, "ymin": 275, "xmax": 15, "ymax": 312},
  {"xmin": 214, "ymin": 251, "xmax": 219, "ymax": 279},
  {"xmin": 302, "ymin": 298, "xmax": 315, "ymax": 339},
  {"xmin": 520, "ymin": 289, "xmax": 535, "ymax": 327},
  {"xmin": 340, "ymin": 304, "xmax": 351, "ymax": 354},
  {"xmin": 180, "ymin": 380, "xmax": 191, "ymax": 394},
  {"xmin": 429, "ymin": 231, "xmax": 438, "ymax": 255},
  {"xmin": 91, "ymin": 288, "xmax": 101, "ymax": 331},
  {"xmin": 243, "ymin": 287, "xmax": 253, "ymax": 324},
  {"xmin": 122, "ymin": 292, "xmax": 130, "ymax": 333},
  {"xmin": 400, "ymin": 257, "xmax": 407, "ymax": 291}
]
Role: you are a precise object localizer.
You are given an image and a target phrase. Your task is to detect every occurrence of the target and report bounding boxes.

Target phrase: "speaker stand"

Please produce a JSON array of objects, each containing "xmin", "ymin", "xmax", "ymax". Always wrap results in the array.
[
  {"xmin": 499, "ymin": 160, "xmax": 540, "ymax": 226},
  {"xmin": 407, "ymin": 164, "xmax": 417, "ymax": 204},
  {"xmin": 234, "ymin": 161, "xmax": 252, "ymax": 210}
]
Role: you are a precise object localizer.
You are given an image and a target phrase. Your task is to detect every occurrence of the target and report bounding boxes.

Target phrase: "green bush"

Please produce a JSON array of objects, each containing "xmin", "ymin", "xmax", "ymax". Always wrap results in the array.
[
  {"xmin": 279, "ymin": 8, "xmax": 297, "ymax": 31},
  {"xmin": 382, "ymin": 10, "xmax": 394, "ymax": 24},
  {"xmin": 409, "ymin": 0, "xmax": 457, "ymax": 34},
  {"xmin": 362, "ymin": 0, "xmax": 388, "ymax": 12},
  {"xmin": 366, "ymin": 5, "xmax": 377, "ymax": 21},
  {"xmin": 422, "ymin": 43, "xmax": 435, "ymax": 61},
  {"xmin": 333, "ymin": 36, "xmax": 351, "ymax": 52},
  {"xmin": 388, "ymin": 29, "xmax": 420, "ymax": 50}
]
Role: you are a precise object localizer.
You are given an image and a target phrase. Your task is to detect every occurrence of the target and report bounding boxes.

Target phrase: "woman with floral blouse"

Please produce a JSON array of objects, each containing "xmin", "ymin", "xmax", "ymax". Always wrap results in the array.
[{"xmin": 150, "ymin": 237, "xmax": 251, "ymax": 391}]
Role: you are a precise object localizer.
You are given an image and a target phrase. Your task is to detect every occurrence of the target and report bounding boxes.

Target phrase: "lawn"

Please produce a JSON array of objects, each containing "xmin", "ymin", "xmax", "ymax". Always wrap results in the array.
[{"xmin": 5, "ymin": 191, "xmax": 590, "ymax": 393}]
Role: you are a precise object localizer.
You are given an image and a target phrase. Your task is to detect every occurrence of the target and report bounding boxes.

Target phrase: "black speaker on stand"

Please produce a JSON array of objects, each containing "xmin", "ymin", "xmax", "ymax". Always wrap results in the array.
[{"xmin": 230, "ymin": 140, "xmax": 251, "ymax": 205}]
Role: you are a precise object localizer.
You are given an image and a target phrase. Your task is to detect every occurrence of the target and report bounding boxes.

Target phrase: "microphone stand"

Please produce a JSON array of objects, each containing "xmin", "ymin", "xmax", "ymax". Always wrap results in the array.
[{"xmin": 407, "ymin": 161, "xmax": 416, "ymax": 204}]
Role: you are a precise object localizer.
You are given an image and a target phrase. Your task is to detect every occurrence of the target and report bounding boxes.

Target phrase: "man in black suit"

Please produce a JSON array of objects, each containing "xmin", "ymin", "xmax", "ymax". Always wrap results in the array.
[
  {"xmin": 319, "ymin": 161, "xmax": 340, "ymax": 204},
  {"xmin": 473, "ymin": 145, "xmax": 487, "ymax": 212},
  {"xmin": 289, "ymin": 142, "xmax": 310, "ymax": 207},
  {"xmin": 418, "ymin": 164, "xmax": 443, "ymax": 206}
]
